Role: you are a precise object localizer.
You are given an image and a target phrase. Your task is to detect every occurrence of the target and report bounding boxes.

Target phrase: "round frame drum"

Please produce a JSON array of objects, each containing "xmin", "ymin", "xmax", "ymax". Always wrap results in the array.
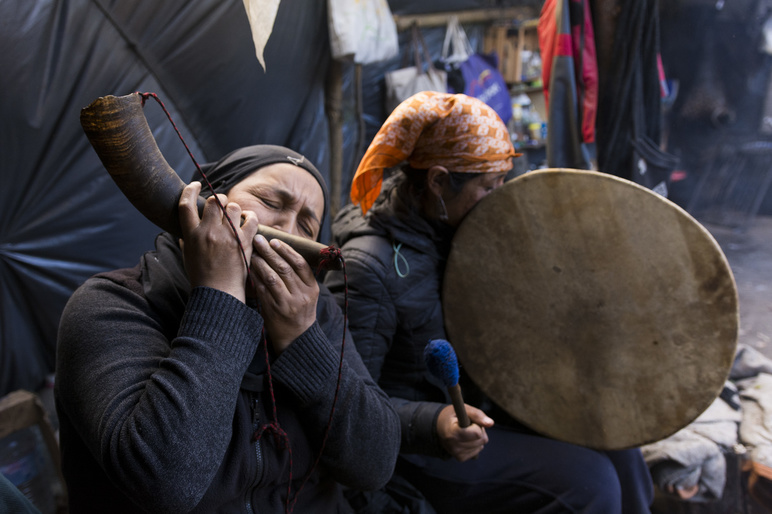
[{"xmin": 443, "ymin": 169, "xmax": 738, "ymax": 450}]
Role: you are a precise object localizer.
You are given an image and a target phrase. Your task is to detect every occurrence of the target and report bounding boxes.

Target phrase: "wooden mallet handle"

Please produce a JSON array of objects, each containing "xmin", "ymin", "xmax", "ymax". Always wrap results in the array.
[{"xmin": 449, "ymin": 384, "xmax": 471, "ymax": 428}]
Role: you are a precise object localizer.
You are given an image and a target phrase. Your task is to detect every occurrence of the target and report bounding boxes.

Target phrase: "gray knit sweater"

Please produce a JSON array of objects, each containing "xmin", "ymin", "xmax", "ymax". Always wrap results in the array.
[{"xmin": 55, "ymin": 233, "xmax": 400, "ymax": 513}]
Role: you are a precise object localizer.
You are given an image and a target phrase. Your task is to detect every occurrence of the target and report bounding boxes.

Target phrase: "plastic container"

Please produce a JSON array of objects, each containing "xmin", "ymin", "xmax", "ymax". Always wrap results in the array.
[{"xmin": 529, "ymin": 122, "xmax": 542, "ymax": 142}]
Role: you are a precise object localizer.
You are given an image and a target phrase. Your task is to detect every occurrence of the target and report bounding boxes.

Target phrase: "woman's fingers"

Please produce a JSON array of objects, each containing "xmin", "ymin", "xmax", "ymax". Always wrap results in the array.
[
  {"xmin": 265, "ymin": 237, "xmax": 316, "ymax": 286},
  {"xmin": 178, "ymin": 184, "xmax": 259, "ymax": 303},
  {"xmin": 437, "ymin": 404, "xmax": 493, "ymax": 462},
  {"xmin": 249, "ymin": 234, "xmax": 319, "ymax": 352},
  {"xmin": 466, "ymin": 406, "xmax": 495, "ymax": 430},
  {"xmin": 250, "ymin": 235, "xmax": 293, "ymax": 298},
  {"xmin": 179, "ymin": 182, "xmax": 202, "ymax": 234},
  {"xmin": 202, "ymin": 194, "xmax": 228, "ymax": 223},
  {"xmin": 456, "ymin": 424, "xmax": 488, "ymax": 461},
  {"xmin": 222, "ymin": 201, "xmax": 259, "ymax": 259},
  {"xmin": 239, "ymin": 210, "xmax": 259, "ymax": 259},
  {"xmin": 251, "ymin": 236, "xmax": 315, "ymax": 293}
]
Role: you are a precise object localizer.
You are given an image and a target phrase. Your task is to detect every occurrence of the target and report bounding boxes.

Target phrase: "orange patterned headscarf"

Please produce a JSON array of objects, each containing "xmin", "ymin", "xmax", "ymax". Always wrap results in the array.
[{"xmin": 350, "ymin": 91, "xmax": 518, "ymax": 214}]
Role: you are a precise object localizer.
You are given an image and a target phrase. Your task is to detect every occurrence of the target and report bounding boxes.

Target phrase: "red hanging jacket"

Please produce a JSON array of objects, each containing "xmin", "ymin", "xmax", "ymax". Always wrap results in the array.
[{"xmin": 539, "ymin": 0, "xmax": 598, "ymax": 144}]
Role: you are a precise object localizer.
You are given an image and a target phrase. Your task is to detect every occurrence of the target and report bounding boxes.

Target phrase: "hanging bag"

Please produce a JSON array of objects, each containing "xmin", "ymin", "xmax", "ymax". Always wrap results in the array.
[
  {"xmin": 328, "ymin": 0, "xmax": 399, "ymax": 64},
  {"xmin": 440, "ymin": 16, "xmax": 512, "ymax": 124},
  {"xmin": 384, "ymin": 24, "xmax": 447, "ymax": 114}
]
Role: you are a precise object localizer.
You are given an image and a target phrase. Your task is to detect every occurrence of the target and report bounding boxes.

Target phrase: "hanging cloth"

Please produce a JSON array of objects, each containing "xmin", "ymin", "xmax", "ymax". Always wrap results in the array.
[
  {"xmin": 538, "ymin": 0, "xmax": 599, "ymax": 169},
  {"xmin": 593, "ymin": 0, "xmax": 678, "ymax": 193},
  {"xmin": 242, "ymin": 0, "xmax": 281, "ymax": 71}
]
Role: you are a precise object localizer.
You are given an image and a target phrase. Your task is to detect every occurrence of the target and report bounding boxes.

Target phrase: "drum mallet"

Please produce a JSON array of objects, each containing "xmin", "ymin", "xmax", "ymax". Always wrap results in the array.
[{"xmin": 424, "ymin": 339, "xmax": 470, "ymax": 428}]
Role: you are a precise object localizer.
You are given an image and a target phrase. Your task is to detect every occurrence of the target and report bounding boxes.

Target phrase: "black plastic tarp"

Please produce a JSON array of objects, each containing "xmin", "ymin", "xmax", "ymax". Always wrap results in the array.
[{"xmin": 0, "ymin": 0, "xmax": 332, "ymax": 396}]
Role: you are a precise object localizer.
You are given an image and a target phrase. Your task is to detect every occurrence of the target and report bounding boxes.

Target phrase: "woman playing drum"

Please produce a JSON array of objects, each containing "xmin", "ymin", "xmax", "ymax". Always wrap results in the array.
[{"xmin": 324, "ymin": 92, "xmax": 654, "ymax": 513}]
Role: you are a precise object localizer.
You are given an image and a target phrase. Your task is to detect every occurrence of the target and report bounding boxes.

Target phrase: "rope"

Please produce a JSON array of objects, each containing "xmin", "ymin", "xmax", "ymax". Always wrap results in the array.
[
  {"xmin": 317, "ymin": 245, "xmax": 343, "ymax": 275},
  {"xmin": 288, "ymin": 259, "xmax": 348, "ymax": 512},
  {"xmin": 255, "ymin": 323, "xmax": 294, "ymax": 511}
]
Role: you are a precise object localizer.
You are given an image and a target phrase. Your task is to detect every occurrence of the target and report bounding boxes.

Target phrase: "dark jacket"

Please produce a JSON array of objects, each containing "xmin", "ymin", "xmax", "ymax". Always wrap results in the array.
[
  {"xmin": 55, "ymin": 232, "xmax": 400, "ymax": 513},
  {"xmin": 324, "ymin": 175, "xmax": 469, "ymax": 458}
]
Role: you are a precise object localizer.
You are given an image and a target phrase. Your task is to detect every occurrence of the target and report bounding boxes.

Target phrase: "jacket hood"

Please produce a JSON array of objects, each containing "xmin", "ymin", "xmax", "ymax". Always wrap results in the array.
[{"xmin": 333, "ymin": 174, "xmax": 453, "ymax": 260}]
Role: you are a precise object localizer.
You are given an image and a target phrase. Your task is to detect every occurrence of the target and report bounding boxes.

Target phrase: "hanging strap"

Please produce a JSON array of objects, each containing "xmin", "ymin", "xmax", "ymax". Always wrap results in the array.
[{"xmin": 442, "ymin": 15, "xmax": 473, "ymax": 64}]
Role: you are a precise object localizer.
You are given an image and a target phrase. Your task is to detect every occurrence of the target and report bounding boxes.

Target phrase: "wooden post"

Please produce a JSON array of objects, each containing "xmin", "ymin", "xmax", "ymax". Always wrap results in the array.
[{"xmin": 325, "ymin": 59, "xmax": 344, "ymax": 219}]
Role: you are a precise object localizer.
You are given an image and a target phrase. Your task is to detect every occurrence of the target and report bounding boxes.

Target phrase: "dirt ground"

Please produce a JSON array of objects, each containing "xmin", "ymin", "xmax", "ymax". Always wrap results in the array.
[{"xmin": 704, "ymin": 215, "xmax": 772, "ymax": 362}]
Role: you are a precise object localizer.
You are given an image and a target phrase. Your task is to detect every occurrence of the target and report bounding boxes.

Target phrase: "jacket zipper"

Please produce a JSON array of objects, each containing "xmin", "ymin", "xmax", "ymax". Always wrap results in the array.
[{"xmin": 245, "ymin": 393, "xmax": 263, "ymax": 514}]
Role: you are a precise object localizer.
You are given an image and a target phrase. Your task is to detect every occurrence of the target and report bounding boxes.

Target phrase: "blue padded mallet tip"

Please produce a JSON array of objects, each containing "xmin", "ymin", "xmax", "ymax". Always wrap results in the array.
[{"xmin": 424, "ymin": 339, "xmax": 460, "ymax": 388}]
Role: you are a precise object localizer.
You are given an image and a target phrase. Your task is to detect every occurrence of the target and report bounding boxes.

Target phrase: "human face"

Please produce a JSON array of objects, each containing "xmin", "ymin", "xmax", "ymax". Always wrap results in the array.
[
  {"xmin": 226, "ymin": 163, "xmax": 325, "ymax": 240},
  {"xmin": 443, "ymin": 171, "xmax": 507, "ymax": 227}
]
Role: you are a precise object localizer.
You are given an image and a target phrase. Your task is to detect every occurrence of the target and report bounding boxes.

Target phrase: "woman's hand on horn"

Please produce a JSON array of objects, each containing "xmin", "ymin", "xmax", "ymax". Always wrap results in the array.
[
  {"xmin": 249, "ymin": 234, "xmax": 319, "ymax": 354},
  {"xmin": 437, "ymin": 404, "xmax": 495, "ymax": 462},
  {"xmin": 179, "ymin": 181, "xmax": 259, "ymax": 303}
]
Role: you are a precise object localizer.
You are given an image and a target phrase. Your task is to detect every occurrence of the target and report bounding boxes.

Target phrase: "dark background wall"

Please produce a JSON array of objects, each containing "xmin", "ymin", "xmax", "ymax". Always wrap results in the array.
[
  {"xmin": 660, "ymin": 0, "xmax": 772, "ymax": 219},
  {"xmin": 0, "ymin": 0, "xmax": 333, "ymax": 396}
]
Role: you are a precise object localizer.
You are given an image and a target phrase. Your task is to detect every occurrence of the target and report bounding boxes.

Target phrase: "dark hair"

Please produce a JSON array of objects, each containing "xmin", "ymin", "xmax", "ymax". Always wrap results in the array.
[{"xmin": 401, "ymin": 165, "xmax": 478, "ymax": 197}]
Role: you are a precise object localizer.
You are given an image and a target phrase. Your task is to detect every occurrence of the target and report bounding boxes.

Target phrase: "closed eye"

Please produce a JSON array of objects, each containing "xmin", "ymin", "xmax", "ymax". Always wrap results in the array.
[
  {"xmin": 298, "ymin": 221, "xmax": 313, "ymax": 238},
  {"xmin": 260, "ymin": 197, "xmax": 279, "ymax": 209},
  {"xmin": 248, "ymin": 184, "xmax": 320, "ymax": 239}
]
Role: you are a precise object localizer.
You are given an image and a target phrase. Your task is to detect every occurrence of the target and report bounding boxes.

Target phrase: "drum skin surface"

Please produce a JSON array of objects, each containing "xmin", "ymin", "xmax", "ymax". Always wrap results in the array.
[{"xmin": 443, "ymin": 169, "xmax": 739, "ymax": 450}]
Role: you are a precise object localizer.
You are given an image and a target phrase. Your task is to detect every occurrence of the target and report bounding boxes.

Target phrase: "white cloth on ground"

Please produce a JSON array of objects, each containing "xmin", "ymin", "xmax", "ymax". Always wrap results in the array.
[
  {"xmin": 641, "ymin": 385, "xmax": 741, "ymax": 501},
  {"xmin": 737, "ymin": 372, "xmax": 772, "ymax": 467}
]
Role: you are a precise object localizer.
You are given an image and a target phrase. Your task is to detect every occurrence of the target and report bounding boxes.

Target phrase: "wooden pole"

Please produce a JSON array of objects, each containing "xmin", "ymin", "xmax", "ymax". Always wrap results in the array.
[
  {"xmin": 325, "ymin": 59, "xmax": 344, "ymax": 219},
  {"xmin": 393, "ymin": 7, "xmax": 536, "ymax": 31}
]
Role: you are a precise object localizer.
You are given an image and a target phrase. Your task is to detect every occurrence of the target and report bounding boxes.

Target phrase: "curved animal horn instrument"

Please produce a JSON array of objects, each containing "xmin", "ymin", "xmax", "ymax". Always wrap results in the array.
[{"xmin": 79, "ymin": 93, "xmax": 341, "ymax": 271}]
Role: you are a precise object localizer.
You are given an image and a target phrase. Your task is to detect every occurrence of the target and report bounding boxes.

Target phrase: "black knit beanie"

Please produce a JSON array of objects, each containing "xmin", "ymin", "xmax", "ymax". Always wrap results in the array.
[{"xmin": 196, "ymin": 145, "xmax": 329, "ymax": 238}]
